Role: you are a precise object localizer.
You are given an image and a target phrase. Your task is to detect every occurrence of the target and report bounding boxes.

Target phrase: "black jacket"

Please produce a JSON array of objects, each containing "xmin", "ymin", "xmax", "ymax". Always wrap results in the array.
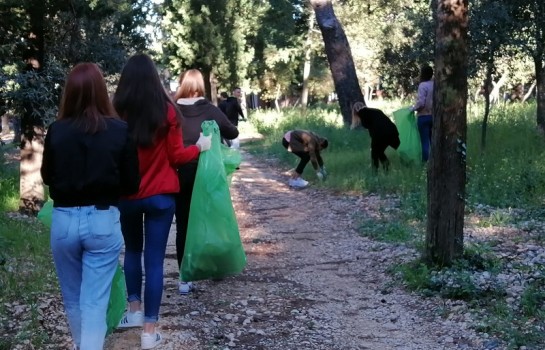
[
  {"xmin": 288, "ymin": 130, "xmax": 327, "ymax": 171},
  {"xmin": 41, "ymin": 118, "xmax": 140, "ymax": 207},
  {"xmin": 357, "ymin": 107, "xmax": 400, "ymax": 148},
  {"xmin": 177, "ymin": 98, "xmax": 239, "ymax": 163},
  {"xmin": 224, "ymin": 97, "xmax": 244, "ymax": 125}
]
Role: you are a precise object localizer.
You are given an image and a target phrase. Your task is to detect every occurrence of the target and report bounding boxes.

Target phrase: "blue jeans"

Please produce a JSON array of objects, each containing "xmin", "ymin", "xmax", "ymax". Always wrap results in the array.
[
  {"xmin": 417, "ymin": 115, "xmax": 433, "ymax": 162},
  {"xmin": 50, "ymin": 205, "xmax": 123, "ymax": 350},
  {"xmin": 119, "ymin": 194, "xmax": 175, "ymax": 323}
]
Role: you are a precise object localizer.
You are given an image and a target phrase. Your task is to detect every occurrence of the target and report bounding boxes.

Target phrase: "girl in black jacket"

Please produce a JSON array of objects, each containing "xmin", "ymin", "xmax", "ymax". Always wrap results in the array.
[
  {"xmin": 352, "ymin": 102, "xmax": 400, "ymax": 171},
  {"xmin": 173, "ymin": 69, "xmax": 239, "ymax": 294}
]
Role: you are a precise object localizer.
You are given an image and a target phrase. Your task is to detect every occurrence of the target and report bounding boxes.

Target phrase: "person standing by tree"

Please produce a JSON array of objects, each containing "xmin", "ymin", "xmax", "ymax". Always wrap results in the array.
[
  {"xmin": 411, "ymin": 65, "xmax": 434, "ymax": 162},
  {"xmin": 41, "ymin": 63, "xmax": 141, "ymax": 350},
  {"xmin": 173, "ymin": 69, "xmax": 239, "ymax": 295},
  {"xmin": 112, "ymin": 54, "xmax": 211, "ymax": 349}
]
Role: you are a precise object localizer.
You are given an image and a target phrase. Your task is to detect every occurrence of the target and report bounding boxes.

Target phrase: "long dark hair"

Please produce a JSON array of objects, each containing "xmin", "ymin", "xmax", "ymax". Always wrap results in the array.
[
  {"xmin": 113, "ymin": 53, "xmax": 180, "ymax": 147},
  {"xmin": 58, "ymin": 63, "xmax": 117, "ymax": 133},
  {"xmin": 420, "ymin": 65, "xmax": 434, "ymax": 82}
]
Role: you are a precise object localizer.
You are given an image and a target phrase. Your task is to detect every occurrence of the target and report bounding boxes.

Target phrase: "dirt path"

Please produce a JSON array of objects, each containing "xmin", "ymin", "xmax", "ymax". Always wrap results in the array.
[{"xmin": 103, "ymin": 146, "xmax": 483, "ymax": 350}]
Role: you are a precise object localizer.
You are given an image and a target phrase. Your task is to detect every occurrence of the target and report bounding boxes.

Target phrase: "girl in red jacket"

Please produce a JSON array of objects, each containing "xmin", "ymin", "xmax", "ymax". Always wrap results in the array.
[{"xmin": 112, "ymin": 54, "xmax": 211, "ymax": 349}]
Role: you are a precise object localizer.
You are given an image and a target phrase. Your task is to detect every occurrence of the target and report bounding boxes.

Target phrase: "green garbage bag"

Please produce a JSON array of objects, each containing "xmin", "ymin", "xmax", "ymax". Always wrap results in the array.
[
  {"xmin": 37, "ymin": 199, "xmax": 53, "ymax": 227},
  {"xmin": 393, "ymin": 108, "xmax": 422, "ymax": 163},
  {"xmin": 106, "ymin": 264, "xmax": 127, "ymax": 335},
  {"xmin": 37, "ymin": 199, "xmax": 126, "ymax": 336},
  {"xmin": 221, "ymin": 144, "xmax": 242, "ymax": 183},
  {"xmin": 181, "ymin": 120, "xmax": 247, "ymax": 281}
]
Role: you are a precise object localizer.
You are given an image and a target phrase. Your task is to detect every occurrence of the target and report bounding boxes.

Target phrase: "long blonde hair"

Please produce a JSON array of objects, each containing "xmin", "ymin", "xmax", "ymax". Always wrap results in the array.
[
  {"xmin": 351, "ymin": 101, "xmax": 366, "ymax": 129},
  {"xmin": 174, "ymin": 69, "xmax": 206, "ymax": 100}
]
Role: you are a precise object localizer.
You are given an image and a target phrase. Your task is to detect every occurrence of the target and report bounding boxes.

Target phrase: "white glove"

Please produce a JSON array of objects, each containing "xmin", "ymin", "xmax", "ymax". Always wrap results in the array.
[
  {"xmin": 196, "ymin": 133, "xmax": 212, "ymax": 152},
  {"xmin": 321, "ymin": 166, "xmax": 327, "ymax": 177},
  {"xmin": 316, "ymin": 171, "xmax": 324, "ymax": 181}
]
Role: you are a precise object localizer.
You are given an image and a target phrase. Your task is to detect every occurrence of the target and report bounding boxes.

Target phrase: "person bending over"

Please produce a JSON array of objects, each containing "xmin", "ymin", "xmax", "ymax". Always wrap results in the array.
[
  {"xmin": 352, "ymin": 102, "xmax": 400, "ymax": 172},
  {"xmin": 282, "ymin": 130, "xmax": 328, "ymax": 188}
]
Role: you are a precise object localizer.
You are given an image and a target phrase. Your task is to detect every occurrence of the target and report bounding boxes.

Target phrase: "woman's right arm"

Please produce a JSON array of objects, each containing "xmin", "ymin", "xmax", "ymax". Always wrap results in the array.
[{"xmin": 213, "ymin": 106, "xmax": 239, "ymax": 140}]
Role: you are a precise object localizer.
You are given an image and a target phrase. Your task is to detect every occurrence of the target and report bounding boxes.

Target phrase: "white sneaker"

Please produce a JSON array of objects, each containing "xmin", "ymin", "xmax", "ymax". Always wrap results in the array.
[
  {"xmin": 288, "ymin": 177, "xmax": 308, "ymax": 188},
  {"xmin": 117, "ymin": 310, "xmax": 144, "ymax": 328},
  {"xmin": 179, "ymin": 281, "xmax": 194, "ymax": 295},
  {"xmin": 141, "ymin": 332, "xmax": 162, "ymax": 349}
]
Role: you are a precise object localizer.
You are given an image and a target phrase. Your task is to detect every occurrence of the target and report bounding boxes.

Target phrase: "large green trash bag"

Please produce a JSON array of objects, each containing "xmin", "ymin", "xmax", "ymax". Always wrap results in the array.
[
  {"xmin": 37, "ymin": 199, "xmax": 53, "ymax": 227},
  {"xmin": 181, "ymin": 120, "xmax": 247, "ymax": 281},
  {"xmin": 106, "ymin": 264, "xmax": 127, "ymax": 335},
  {"xmin": 37, "ymin": 199, "xmax": 126, "ymax": 336},
  {"xmin": 221, "ymin": 144, "xmax": 242, "ymax": 183},
  {"xmin": 393, "ymin": 108, "xmax": 421, "ymax": 163}
]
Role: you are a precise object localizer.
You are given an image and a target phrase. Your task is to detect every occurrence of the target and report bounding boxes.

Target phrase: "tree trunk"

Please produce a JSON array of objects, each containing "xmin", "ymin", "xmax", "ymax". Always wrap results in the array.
[
  {"xmin": 20, "ymin": 3, "xmax": 46, "ymax": 214},
  {"xmin": 1, "ymin": 114, "xmax": 10, "ymax": 135},
  {"xmin": 209, "ymin": 71, "xmax": 218, "ymax": 105},
  {"xmin": 202, "ymin": 69, "xmax": 212, "ymax": 102},
  {"xmin": 490, "ymin": 73, "xmax": 507, "ymax": 104},
  {"xmin": 301, "ymin": 12, "xmax": 315, "ymax": 112},
  {"xmin": 534, "ymin": 57, "xmax": 545, "ymax": 132},
  {"xmin": 481, "ymin": 60, "xmax": 493, "ymax": 152},
  {"xmin": 309, "ymin": 0, "xmax": 364, "ymax": 125},
  {"xmin": 522, "ymin": 81, "xmax": 536, "ymax": 103},
  {"xmin": 425, "ymin": 0, "xmax": 469, "ymax": 266}
]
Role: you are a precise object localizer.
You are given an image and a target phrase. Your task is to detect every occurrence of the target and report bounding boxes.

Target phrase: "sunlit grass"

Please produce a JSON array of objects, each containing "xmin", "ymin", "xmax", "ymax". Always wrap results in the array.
[
  {"xmin": 246, "ymin": 101, "xmax": 545, "ymax": 212},
  {"xmin": 0, "ymin": 149, "xmax": 57, "ymax": 347}
]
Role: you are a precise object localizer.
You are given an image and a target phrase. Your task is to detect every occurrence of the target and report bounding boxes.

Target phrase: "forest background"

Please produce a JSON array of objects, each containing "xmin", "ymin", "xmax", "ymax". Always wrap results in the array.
[{"xmin": 2, "ymin": 0, "xmax": 545, "ymax": 348}]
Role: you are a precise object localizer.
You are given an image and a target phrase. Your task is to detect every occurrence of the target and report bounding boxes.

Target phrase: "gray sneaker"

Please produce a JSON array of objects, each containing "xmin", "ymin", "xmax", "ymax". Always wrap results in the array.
[
  {"xmin": 179, "ymin": 281, "xmax": 194, "ymax": 295},
  {"xmin": 288, "ymin": 177, "xmax": 309, "ymax": 188}
]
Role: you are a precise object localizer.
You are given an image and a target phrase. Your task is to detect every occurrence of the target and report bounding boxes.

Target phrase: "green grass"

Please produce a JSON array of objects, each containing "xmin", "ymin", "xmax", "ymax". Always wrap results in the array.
[
  {"xmin": 0, "ymin": 145, "xmax": 19, "ymax": 212},
  {"xmin": 246, "ymin": 102, "xmax": 545, "ymax": 210},
  {"xmin": 0, "ymin": 150, "xmax": 57, "ymax": 348},
  {"xmin": 243, "ymin": 103, "xmax": 545, "ymax": 349}
]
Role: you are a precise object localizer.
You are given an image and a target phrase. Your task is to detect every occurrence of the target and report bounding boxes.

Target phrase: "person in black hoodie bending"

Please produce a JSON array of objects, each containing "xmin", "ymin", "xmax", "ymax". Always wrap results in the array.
[
  {"xmin": 351, "ymin": 102, "xmax": 400, "ymax": 172},
  {"xmin": 173, "ymin": 69, "xmax": 239, "ymax": 295}
]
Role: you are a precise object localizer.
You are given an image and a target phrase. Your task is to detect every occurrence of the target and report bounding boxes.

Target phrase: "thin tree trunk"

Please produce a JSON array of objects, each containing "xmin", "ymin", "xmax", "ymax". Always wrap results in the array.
[
  {"xmin": 210, "ymin": 71, "xmax": 218, "ymax": 105},
  {"xmin": 522, "ymin": 81, "xmax": 536, "ymax": 102},
  {"xmin": 534, "ymin": 57, "xmax": 545, "ymax": 132},
  {"xmin": 309, "ymin": 0, "xmax": 364, "ymax": 125},
  {"xmin": 425, "ymin": 0, "xmax": 469, "ymax": 266},
  {"xmin": 202, "ymin": 69, "xmax": 212, "ymax": 102},
  {"xmin": 1, "ymin": 114, "xmax": 10, "ymax": 135},
  {"xmin": 490, "ymin": 73, "xmax": 507, "ymax": 104},
  {"xmin": 481, "ymin": 60, "xmax": 493, "ymax": 152},
  {"xmin": 301, "ymin": 12, "xmax": 315, "ymax": 112},
  {"xmin": 20, "ymin": 3, "xmax": 46, "ymax": 214}
]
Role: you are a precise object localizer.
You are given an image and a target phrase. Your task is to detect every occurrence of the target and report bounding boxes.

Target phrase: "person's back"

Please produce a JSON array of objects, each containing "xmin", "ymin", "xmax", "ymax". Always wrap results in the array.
[
  {"xmin": 112, "ymin": 55, "xmax": 209, "ymax": 350},
  {"xmin": 172, "ymin": 69, "xmax": 239, "ymax": 294},
  {"xmin": 41, "ymin": 62, "xmax": 140, "ymax": 350},
  {"xmin": 218, "ymin": 92, "xmax": 229, "ymax": 115},
  {"xmin": 43, "ymin": 118, "xmax": 139, "ymax": 206},
  {"xmin": 177, "ymin": 98, "xmax": 238, "ymax": 149},
  {"xmin": 358, "ymin": 107, "xmax": 399, "ymax": 146},
  {"xmin": 224, "ymin": 96, "xmax": 241, "ymax": 125}
]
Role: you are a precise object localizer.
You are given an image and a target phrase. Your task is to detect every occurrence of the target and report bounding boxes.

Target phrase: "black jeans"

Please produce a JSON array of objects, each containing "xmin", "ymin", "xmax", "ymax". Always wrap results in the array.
[
  {"xmin": 174, "ymin": 162, "xmax": 198, "ymax": 269},
  {"xmin": 282, "ymin": 138, "xmax": 322, "ymax": 175},
  {"xmin": 371, "ymin": 136, "xmax": 400, "ymax": 171}
]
